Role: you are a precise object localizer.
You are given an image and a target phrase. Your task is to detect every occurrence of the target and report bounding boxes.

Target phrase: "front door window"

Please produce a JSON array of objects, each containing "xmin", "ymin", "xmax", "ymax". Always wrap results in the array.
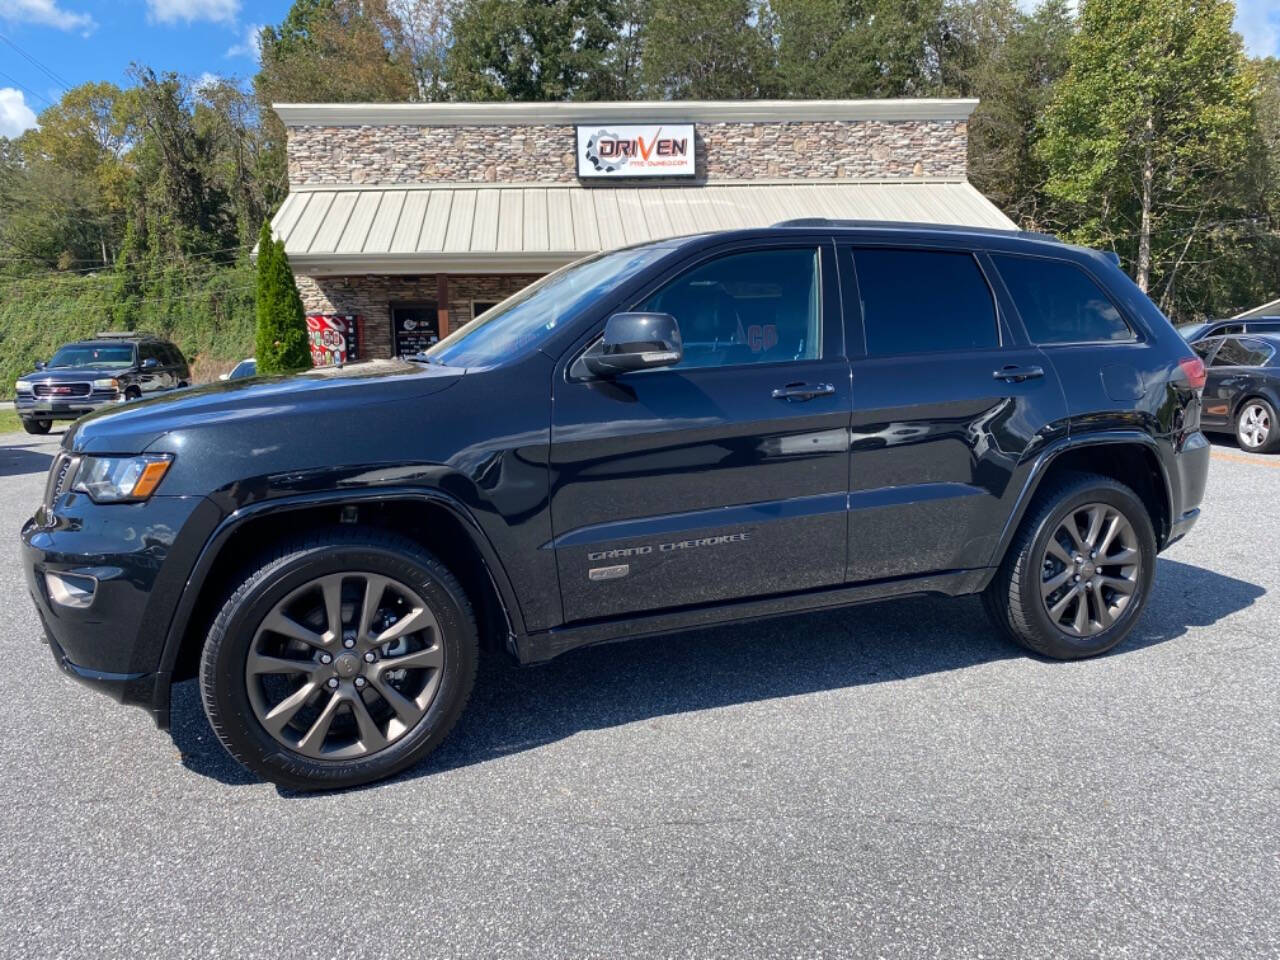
[{"xmin": 391, "ymin": 304, "xmax": 438, "ymax": 359}]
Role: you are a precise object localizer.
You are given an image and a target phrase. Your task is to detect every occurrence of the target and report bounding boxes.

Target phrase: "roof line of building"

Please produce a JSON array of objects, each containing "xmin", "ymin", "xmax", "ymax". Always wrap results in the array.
[
  {"xmin": 285, "ymin": 176, "xmax": 976, "ymax": 193},
  {"xmin": 273, "ymin": 99, "xmax": 980, "ymax": 128}
]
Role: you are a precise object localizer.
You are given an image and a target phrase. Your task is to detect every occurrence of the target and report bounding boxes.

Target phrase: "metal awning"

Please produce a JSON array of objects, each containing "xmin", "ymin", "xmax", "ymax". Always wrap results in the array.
[{"xmin": 273, "ymin": 179, "xmax": 1017, "ymax": 275}]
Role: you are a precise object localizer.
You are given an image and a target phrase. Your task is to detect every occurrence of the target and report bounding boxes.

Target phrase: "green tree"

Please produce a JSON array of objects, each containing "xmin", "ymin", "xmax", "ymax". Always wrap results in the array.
[
  {"xmin": 642, "ymin": 0, "xmax": 772, "ymax": 98},
  {"xmin": 1039, "ymin": 0, "xmax": 1258, "ymax": 316},
  {"xmin": 445, "ymin": 0, "xmax": 633, "ymax": 101},
  {"xmin": 768, "ymin": 0, "xmax": 957, "ymax": 99},
  {"xmin": 254, "ymin": 221, "xmax": 311, "ymax": 374},
  {"xmin": 958, "ymin": 0, "xmax": 1074, "ymax": 229}
]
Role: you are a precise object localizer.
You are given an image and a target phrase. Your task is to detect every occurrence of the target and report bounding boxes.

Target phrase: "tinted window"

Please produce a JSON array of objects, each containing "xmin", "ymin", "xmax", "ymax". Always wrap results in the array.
[
  {"xmin": 852, "ymin": 249, "xmax": 997, "ymax": 356},
  {"xmin": 1212, "ymin": 337, "xmax": 1274, "ymax": 368},
  {"xmin": 1191, "ymin": 338, "xmax": 1221, "ymax": 361},
  {"xmin": 994, "ymin": 255, "xmax": 1132, "ymax": 344},
  {"xmin": 427, "ymin": 243, "xmax": 675, "ymax": 368},
  {"xmin": 46, "ymin": 344, "xmax": 134, "ymax": 369},
  {"xmin": 639, "ymin": 248, "xmax": 821, "ymax": 369}
]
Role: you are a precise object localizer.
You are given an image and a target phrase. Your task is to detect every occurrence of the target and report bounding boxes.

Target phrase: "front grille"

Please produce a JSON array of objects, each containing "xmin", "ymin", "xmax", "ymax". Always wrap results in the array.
[
  {"xmin": 43, "ymin": 452, "xmax": 81, "ymax": 509},
  {"xmin": 33, "ymin": 382, "xmax": 91, "ymax": 398}
]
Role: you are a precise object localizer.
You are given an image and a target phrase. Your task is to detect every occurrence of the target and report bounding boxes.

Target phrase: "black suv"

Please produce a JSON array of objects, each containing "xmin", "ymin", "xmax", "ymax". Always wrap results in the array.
[
  {"xmin": 13, "ymin": 332, "xmax": 190, "ymax": 434},
  {"xmin": 22, "ymin": 224, "xmax": 1210, "ymax": 790}
]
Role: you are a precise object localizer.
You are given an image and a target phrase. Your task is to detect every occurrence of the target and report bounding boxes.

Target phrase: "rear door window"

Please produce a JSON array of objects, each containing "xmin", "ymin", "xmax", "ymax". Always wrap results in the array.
[
  {"xmin": 1212, "ymin": 337, "xmax": 1274, "ymax": 367},
  {"xmin": 850, "ymin": 248, "xmax": 999, "ymax": 356},
  {"xmin": 993, "ymin": 254, "xmax": 1132, "ymax": 344}
]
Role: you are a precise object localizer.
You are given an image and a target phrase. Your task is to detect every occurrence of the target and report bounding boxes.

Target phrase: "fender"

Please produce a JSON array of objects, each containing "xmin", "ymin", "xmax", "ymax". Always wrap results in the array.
[
  {"xmin": 148, "ymin": 485, "xmax": 526, "ymax": 730},
  {"xmin": 1230, "ymin": 385, "xmax": 1280, "ymax": 423},
  {"xmin": 985, "ymin": 430, "xmax": 1176, "ymax": 579}
]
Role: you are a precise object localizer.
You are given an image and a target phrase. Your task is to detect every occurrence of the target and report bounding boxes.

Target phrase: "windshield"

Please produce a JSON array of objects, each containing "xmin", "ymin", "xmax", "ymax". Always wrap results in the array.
[
  {"xmin": 425, "ymin": 243, "xmax": 676, "ymax": 368},
  {"xmin": 47, "ymin": 344, "xmax": 134, "ymax": 370}
]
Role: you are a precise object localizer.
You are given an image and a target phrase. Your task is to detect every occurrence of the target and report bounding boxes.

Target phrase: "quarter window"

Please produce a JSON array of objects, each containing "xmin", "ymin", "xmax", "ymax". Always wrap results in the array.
[
  {"xmin": 638, "ymin": 248, "xmax": 822, "ymax": 369},
  {"xmin": 993, "ymin": 254, "xmax": 1132, "ymax": 344},
  {"xmin": 851, "ymin": 249, "xmax": 999, "ymax": 356}
]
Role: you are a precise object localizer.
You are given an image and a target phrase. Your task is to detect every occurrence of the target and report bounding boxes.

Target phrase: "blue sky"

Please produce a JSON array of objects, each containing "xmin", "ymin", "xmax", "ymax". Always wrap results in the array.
[{"xmin": 1, "ymin": 0, "xmax": 1279, "ymax": 138}]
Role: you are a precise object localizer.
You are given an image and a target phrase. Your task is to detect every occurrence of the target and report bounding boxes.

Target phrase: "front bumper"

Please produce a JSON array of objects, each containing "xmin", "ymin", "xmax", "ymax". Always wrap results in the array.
[
  {"xmin": 16, "ymin": 392, "xmax": 121, "ymax": 421},
  {"xmin": 22, "ymin": 490, "xmax": 223, "ymax": 727}
]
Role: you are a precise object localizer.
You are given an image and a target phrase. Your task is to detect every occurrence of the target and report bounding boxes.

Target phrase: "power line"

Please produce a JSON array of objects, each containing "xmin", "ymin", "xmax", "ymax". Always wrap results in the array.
[
  {"xmin": 0, "ymin": 67, "xmax": 53, "ymax": 109},
  {"xmin": 0, "ymin": 32, "xmax": 71, "ymax": 92}
]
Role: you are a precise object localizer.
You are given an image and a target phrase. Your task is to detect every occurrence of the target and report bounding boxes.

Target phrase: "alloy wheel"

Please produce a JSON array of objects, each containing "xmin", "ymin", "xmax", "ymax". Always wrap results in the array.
[
  {"xmin": 245, "ymin": 572, "xmax": 444, "ymax": 760},
  {"xmin": 1038, "ymin": 502, "xmax": 1141, "ymax": 638},
  {"xmin": 1238, "ymin": 403, "xmax": 1271, "ymax": 449}
]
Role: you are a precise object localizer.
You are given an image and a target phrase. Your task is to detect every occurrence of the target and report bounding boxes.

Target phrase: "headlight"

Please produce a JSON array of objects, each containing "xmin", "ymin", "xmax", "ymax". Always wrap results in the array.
[
  {"xmin": 73, "ymin": 454, "xmax": 173, "ymax": 503},
  {"xmin": 15, "ymin": 381, "xmax": 32, "ymax": 394},
  {"xmin": 92, "ymin": 377, "xmax": 119, "ymax": 391}
]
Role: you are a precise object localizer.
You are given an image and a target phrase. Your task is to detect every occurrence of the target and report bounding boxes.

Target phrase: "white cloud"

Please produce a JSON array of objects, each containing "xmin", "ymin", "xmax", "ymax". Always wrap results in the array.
[
  {"xmin": 225, "ymin": 22, "xmax": 263, "ymax": 61},
  {"xmin": 146, "ymin": 0, "xmax": 240, "ymax": 26},
  {"xmin": 194, "ymin": 72, "xmax": 221, "ymax": 94},
  {"xmin": 0, "ymin": 88, "xmax": 39, "ymax": 139},
  {"xmin": 1236, "ymin": 0, "xmax": 1280, "ymax": 58},
  {"xmin": 0, "ymin": 0, "xmax": 95, "ymax": 33}
]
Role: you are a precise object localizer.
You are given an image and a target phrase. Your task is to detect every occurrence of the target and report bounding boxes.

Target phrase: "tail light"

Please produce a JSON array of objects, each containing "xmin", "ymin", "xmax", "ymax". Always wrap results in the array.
[{"xmin": 1177, "ymin": 356, "xmax": 1206, "ymax": 390}]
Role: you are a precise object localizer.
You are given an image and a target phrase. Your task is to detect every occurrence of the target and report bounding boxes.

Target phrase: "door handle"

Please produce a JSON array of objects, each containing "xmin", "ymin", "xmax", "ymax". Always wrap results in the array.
[
  {"xmin": 993, "ymin": 365, "xmax": 1044, "ymax": 383},
  {"xmin": 771, "ymin": 382, "xmax": 836, "ymax": 401}
]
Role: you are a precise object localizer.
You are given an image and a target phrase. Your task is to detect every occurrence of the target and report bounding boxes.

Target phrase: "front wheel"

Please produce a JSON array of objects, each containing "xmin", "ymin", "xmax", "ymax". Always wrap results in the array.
[
  {"xmin": 200, "ymin": 529, "xmax": 478, "ymax": 790},
  {"xmin": 983, "ymin": 473, "xmax": 1156, "ymax": 659},
  {"xmin": 1236, "ymin": 398, "xmax": 1278, "ymax": 453},
  {"xmin": 21, "ymin": 418, "xmax": 51, "ymax": 435}
]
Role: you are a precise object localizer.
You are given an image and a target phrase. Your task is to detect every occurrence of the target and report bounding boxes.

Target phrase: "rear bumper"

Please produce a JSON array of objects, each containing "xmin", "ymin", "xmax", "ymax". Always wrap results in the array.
[{"xmin": 1164, "ymin": 430, "xmax": 1210, "ymax": 549}]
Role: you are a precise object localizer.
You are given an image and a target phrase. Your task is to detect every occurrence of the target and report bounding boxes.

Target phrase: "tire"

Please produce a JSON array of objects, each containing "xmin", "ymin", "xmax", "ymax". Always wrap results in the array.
[
  {"xmin": 1235, "ymin": 397, "xmax": 1278, "ymax": 453},
  {"xmin": 200, "ymin": 528, "xmax": 478, "ymax": 790},
  {"xmin": 983, "ymin": 472, "xmax": 1156, "ymax": 660},
  {"xmin": 21, "ymin": 418, "xmax": 51, "ymax": 435},
  {"xmin": 124, "ymin": 387, "xmax": 141, "ymax": 401}
]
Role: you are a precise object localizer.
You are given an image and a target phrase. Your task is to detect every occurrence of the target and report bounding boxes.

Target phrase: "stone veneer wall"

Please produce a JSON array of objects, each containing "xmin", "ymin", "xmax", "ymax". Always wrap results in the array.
[
  {"xmin": 297, "ymin": 274, "xmax": 543, "ymax": 357},
  {"xmin": 287, "ymin": 119, "xmax": 968, "ymax": 185}
]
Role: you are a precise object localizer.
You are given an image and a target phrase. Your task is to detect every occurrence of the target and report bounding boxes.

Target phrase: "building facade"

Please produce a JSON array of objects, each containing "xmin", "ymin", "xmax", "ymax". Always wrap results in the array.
[{"xmin": 272, "ymin": 99, "xmax": 1013, "ymax": 361}]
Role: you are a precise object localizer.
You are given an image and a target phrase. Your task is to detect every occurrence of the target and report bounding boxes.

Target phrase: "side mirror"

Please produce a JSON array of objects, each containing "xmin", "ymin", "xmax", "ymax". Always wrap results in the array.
[
  {"xmin": 583, "ymin": 312, "xmax": 683, "ymax": 378},
  {"xmin": 218, "ymin": 373, "xmax": 230, "ymax": 381},
  {"xmin": 141, "ymin": 357, "xmax": 159, "ymax": 370},
  {"xmin": 34, "ymin": 360, "xmax": 45, "ymax": 370}
]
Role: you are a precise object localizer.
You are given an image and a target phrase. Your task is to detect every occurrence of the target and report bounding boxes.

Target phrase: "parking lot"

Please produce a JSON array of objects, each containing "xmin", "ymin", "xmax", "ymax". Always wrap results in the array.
[{"xmin": 0, "ymin": 428, "xmax": 1276, "ymax": 959}]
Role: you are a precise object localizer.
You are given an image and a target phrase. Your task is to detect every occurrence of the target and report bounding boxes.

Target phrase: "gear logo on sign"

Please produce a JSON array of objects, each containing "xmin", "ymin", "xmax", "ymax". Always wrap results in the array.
[{"xmin": 584, "ymin": 130, "xmax": 628, "ymax": 173}]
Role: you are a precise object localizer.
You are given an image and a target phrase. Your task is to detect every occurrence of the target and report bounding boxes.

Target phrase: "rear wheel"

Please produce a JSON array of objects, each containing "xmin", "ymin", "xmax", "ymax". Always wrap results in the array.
[
  {"xmin": 983, "ymin": 473, "xmax": 1156, "ymax": 659},
  {"xmin": 21, "ymin": 418, "xmax": 51, "ymax": 435},
  {"xmin": 1236, "ymin": 398, "xmax": 1278, "ymax": 453},
  {"xmin": 200, "ymin": 529, "xmax": 477, "ymax": 790}
]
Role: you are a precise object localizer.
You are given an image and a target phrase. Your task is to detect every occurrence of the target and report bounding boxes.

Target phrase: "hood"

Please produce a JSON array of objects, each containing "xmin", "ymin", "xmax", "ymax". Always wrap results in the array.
[
  {"xmin": 66, "ymin": 359, "xmax": 463, "ymax": 454},
  {"xmin": 20, "ymin": 366, "xmax": 126, "ymax": 383}
]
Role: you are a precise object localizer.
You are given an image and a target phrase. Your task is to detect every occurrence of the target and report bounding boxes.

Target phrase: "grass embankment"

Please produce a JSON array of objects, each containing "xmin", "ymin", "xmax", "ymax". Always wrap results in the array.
[{"xmin": 0, "ymin": 261, "xmax": 257, "ymax": 399}]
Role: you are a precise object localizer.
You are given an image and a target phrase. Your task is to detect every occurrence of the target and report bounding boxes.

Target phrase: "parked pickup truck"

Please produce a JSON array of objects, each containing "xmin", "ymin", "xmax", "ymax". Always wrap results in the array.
[
  {"xmin": 14, "ymin": 332, "xmax": 190, "ymax": 434},
  {"xmin": 22, "ymin": 222, "xmax": 1210, "ymax": 790}
]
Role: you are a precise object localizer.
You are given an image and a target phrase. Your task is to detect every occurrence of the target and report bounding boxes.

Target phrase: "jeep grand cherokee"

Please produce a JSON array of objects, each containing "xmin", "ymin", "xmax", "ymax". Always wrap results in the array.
[{"xmin": 22, "ymin": 222, "xmax": 1210, "ymax": 789}]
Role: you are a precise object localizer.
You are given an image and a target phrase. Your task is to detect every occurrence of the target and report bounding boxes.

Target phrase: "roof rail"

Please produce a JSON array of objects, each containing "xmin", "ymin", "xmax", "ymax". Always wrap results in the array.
[
  {"xmin": 94, "ymin": 330, "xmax": 159, "ymax": 339},
  {"xmin": 771, "ymin": 218, "xmax": 1060, "ymax": 243}
]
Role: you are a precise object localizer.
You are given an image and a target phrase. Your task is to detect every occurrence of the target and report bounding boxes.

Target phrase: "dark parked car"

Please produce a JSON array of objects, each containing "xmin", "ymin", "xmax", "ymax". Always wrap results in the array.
[
  {"xmin": 22, "ymin": 223, "xmax": 1209, "ymax": 789},
  {"xmin": 13, "ymin": 333, "xmax": 190, "ymax": 434},
  {"xmin": 1190, "ymin": 333, "xmax": 1280, "ymax": 452},
  {"xmin": 1176, "ymin": 317, "xmax": 1280, "ymax": 343}
]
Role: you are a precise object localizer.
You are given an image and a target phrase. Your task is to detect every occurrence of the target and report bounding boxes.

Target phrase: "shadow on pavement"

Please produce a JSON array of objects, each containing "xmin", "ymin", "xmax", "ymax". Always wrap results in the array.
[
  {"xmin": 0, "ymin": 442, "xmax": 54, "ymax": 478},
  {"xmin": 169, "ymin": 557, "xmax": 1264, "ymax": 792}
]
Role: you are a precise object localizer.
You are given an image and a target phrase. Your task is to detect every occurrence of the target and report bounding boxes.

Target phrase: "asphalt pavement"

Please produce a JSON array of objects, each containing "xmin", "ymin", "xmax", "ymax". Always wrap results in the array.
[{"xmin": 0, "ymin": 428, "xmax": 1276, "ymax": 959}]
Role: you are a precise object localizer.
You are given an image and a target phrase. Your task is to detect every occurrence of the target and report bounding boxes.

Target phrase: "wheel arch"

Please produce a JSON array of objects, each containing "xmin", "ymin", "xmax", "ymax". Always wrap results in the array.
[
  {"xmin": 153, "ymin": 488, "xmax": 525, "ymax": 728},
  {"xmin": 1230, "ymin": 388, "xmax": 1280, "ymax": 422},
  {"xmin": 990, "ymin": 433, "xmax": 1174, "ymax": 573}
]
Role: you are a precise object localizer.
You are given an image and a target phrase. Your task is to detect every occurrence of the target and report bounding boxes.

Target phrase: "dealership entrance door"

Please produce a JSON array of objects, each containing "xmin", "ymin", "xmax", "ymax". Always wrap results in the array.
[{"xmin": 391, "ymin": 303, "xmax": 439, "ymax": 359}]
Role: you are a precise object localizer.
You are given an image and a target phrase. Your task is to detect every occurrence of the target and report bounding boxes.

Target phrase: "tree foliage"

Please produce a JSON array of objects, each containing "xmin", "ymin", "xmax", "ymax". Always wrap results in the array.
[
  {"xmin": 1040, "ymin": 0, "xmax": 1263, "ymax": 317},
  {"xmin": 254, "ymin": 221, "xmax": 312, "ymax": 374}
]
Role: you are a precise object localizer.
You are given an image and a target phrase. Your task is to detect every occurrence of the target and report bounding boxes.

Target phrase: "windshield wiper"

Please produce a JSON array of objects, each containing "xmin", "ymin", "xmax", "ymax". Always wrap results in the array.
[{"xmin": 407, "ymin": 352, "xmax": 446, "ymax": 367}]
